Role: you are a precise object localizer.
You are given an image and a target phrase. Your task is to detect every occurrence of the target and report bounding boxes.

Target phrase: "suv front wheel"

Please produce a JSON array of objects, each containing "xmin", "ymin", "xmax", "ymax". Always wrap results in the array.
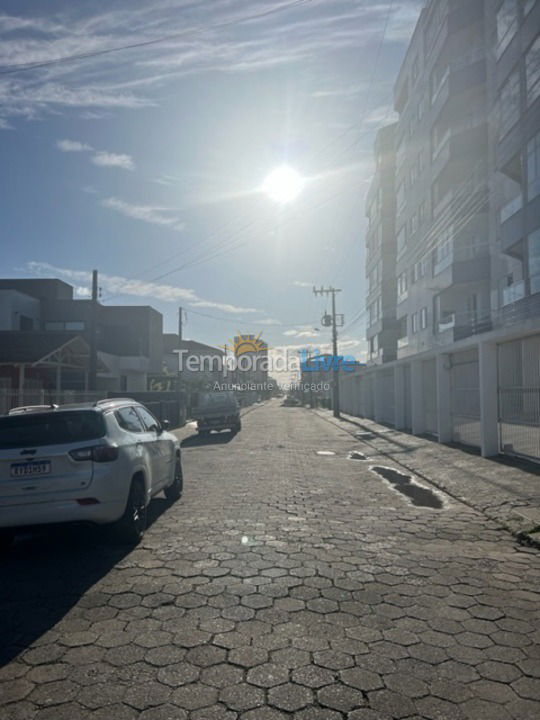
[
  {"xmin": 115, "ymin": 478, "xmax": 147, "ymax": 544},
  {"xmin": 165, "ymin": 458, "xmax": 183, "ymax": 503}
]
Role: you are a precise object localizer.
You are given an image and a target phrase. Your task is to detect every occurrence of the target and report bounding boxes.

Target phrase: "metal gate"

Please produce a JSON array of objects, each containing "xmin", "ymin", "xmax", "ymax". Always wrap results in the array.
[
  {"xmin": 498, "ymin": 335, "xmax": 540, "ymax": 461},
  {"xmin": 361, "ymin": 375, "xmax": 374, "ymax": 419},
  {"xmin": 450, "ymin": 348, "xmax": 481, "ymax": 448},
  {"xmin": 403, "ymin": 364, "xmax": 412, "ymax": 430},
  {"xmin": 422, "ymin": 359, "xmax": 438, "ymax": 436},
  {"xmin": 379, "ymin": 369, "xmax": 395, "ymax": 426}
]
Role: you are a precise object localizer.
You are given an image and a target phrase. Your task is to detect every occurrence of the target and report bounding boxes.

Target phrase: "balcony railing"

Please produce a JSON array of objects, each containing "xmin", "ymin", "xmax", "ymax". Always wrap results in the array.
[
  {"xmin": 397, "ymin": 337, "xmax": 409, "ymax": 349},
  {"xmin": 438, "ymin": 313, "xmax": 455, "ymax": 332},
  {"xmin": 502, "ymin": 280, "xmax": 525, "ymax": 306},
  {"xmin": 500, "ymin": 194, "xmax": 523, "ymax": 224}
]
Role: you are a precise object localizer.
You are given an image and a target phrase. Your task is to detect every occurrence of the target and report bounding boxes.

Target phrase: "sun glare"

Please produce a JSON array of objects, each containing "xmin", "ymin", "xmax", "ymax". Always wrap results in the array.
[{"xmin": 262, "ymin": 165, "xmax": 305, "ymax": 204}]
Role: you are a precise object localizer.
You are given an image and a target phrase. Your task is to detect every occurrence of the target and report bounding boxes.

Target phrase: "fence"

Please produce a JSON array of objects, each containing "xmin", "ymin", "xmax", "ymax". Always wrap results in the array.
[{"xmin": 0, "ymin": 390, "xmax": 186, "ymax": 429}]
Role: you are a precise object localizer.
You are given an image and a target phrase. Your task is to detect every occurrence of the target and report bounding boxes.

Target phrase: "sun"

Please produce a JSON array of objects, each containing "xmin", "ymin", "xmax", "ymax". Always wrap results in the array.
[{"xmin": 262, "ymin": 165, "xmax": 305, "ymax": 204}]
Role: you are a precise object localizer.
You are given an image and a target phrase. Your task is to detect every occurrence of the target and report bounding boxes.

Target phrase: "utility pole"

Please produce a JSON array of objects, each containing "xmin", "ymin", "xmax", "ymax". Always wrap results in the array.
[
  {"xmin": 178, "ymin": 306, "xmax": 183, "ymax": 342},
  {"xmin": 88, "ymin": 269, "xmax": 98, "ymax": 391},
  {"xmin": 313, "ymin": 286, "xmax": 343, "ymax": 418}
]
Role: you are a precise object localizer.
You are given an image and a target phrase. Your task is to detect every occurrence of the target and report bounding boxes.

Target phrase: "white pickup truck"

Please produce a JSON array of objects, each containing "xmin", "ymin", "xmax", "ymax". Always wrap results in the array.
[{"xmin": 192, "ymin": 392, "xmax": 241, "ymax": 435}]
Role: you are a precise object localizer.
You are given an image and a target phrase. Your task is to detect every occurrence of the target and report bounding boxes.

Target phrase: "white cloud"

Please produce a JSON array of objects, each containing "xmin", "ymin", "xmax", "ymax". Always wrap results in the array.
[
  {"xmin": 57, "ymin": 139, "xmax": 93, "ymax": 152},
  {"xmin": 0, "ymin": 2, "xmax": 421, "ymax": 125},
  {"xmin": 25, "ymin": 261, "xmax": 265, "ymax": 317},
  {"xmin": 101, "ymin": 196, "xmax": 184, "ymax": 230},
  {"xmin": 91, "ymin": 151, "xmax": 135, "ymax": 170}
]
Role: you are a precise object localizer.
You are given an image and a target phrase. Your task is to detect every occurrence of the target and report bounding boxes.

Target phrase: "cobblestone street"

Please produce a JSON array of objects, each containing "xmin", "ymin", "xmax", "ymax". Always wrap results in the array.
[{"xmin": 1, "ymin": 400, "xmax": 539, "ymax": 720}]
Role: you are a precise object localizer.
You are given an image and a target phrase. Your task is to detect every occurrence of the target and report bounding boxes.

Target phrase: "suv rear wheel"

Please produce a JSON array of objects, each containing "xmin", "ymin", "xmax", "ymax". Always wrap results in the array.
[
  {"xmin": 165, "ymin": 458, "xmax": 183, "ymax": 503},
  {"xmin": 115, "ymin": 478, "xmax": 147, "ymax": 545}
]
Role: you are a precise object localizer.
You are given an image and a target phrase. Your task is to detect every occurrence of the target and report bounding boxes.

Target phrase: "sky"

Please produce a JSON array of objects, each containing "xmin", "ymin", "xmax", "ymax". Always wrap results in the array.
[{"xmin": 0, "ymin": 0, "xmax": 423, "ymax": 365}]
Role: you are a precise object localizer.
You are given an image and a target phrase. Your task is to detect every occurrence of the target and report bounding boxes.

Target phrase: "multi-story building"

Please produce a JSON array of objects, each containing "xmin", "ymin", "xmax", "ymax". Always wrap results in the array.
[
  {"xmin": 365, "ymin": 123, "xmax": 399, "ymax": 364},
  {"xmin": 345, "ymin": 0, "xmax": 540, "ymax": 461},
  {"xmin": 0, "ymin": 278, "xmax": 164, "ymax": 399}
]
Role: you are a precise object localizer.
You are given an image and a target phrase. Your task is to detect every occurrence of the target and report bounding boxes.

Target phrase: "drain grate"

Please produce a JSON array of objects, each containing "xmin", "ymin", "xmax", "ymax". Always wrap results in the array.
[{"xmin": 370, "ymin": 465, "xmax": 443, "ymax": 509}]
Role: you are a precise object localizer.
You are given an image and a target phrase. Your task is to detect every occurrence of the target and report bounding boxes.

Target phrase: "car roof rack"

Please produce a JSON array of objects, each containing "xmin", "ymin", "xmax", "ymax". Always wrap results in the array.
[{"xmin": 93, "ymin": 398, "xmax": 137, "ymax": 407}]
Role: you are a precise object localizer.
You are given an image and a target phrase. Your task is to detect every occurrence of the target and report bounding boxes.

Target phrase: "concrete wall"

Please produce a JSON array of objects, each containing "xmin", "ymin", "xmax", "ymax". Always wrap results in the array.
[{"xmin": 0, "ymin": 290, "xmax": 40, "ymax": 330}]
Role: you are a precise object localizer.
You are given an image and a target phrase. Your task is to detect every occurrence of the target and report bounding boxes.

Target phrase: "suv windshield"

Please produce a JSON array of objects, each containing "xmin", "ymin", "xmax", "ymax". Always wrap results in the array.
[{"xmin": 0, "ymin": 411, "xmax": 106, "ymax": 449}]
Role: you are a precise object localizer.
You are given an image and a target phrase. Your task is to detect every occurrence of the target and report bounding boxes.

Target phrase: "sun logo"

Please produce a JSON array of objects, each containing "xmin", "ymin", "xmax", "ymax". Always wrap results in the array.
[{"xmin": 228, "ymin": 332, "xmax": 268, "ymax": 357}]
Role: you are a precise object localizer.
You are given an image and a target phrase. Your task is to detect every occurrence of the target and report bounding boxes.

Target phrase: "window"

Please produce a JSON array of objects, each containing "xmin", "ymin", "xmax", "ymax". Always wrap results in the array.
[
  {"xmin": 434, "ymin": 230, "xmax": 453, "ymax": 274},
  {"xmin": 431, "ymin": 64, "xmax": 449, "ymax": 104},
  {"xmin": 115, "ymin": 407, "xmax": 145, "ymax": 433},
  {"xmin": 397, "ymin": 271, "xmax": 408, "ymax": 301},
  {"xmin": 368, "ymin": 297, "xmax": 381, "ymax": 327},
  {"xmin": 369, "ymin": 335, "xmax": 379, "ymax": 356},
  {"xmin": 420, "ymin": 307, "xmax": 428, "ymax": 330},
  {"xmin": 412, "ymin": 57, "xmax": 419, "ymax": 84},
  {"xmin": 499, "ymin": 71, "xmax": 520, "ymax": 137},
  {"xmin": 497, "ymin": 0, "xmax": 518, "ymax": 59},
  {"xmin": 528, "ymin": 228, "xmax": 540, "ymax": 293},
  {"xmin": 418, "ymin": 201, "xmax": 426, "ymax": 225},
  {"xmin": 136, "ymin": 406, "xmax": 160, "ymax": 431},
  {"xmin": 0, "ymin": 411, "xmax": 106, "ymax": 449},
  {"xmin": 418, "ymin": 149, "xmax": 425, "ymax": 173},
  {"xmin": 528, "ymin": 131, "xmax": 540, "ymax": 200},
  {"xmin": 65, "ymin": 321, "xmax": 85, "ymax": 331},
  {"xmin": 396, "ymin": 182, "xmax": 405, "ymax": 213},
  {"xmin": 409, "ymin": 212, "xmax": 418, "ymax": 237},
  {"xmin": 411, "ymin": 312, "xmax": 419, "ymax": 334},
  {"xmin": 368, "ymin": 260, "xmax": 382, "ymax": 294},
  {"xmin": 44, "ymin": 321, "xmax": 85, "ymax": 331},
  {"xmin": 526, "ymin": 35, "xmax": 540, "ymax": 106},
  {"xmin": 397, "ymin": 225, "xmax": 406, "ymax": 254}
]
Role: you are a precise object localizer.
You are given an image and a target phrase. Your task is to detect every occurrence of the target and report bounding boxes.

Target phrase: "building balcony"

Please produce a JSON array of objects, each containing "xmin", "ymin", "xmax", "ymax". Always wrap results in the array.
[
  {"xmin": 397, "ymin": 336, "xmax": 409, "ymax": 349},
  {"xmin": 437, "ymin": 313, "xmax": 455, "ymax": 333},
  {"xmin": 502, "ymin": 280, "xmax": 526, "ymax": 307}
]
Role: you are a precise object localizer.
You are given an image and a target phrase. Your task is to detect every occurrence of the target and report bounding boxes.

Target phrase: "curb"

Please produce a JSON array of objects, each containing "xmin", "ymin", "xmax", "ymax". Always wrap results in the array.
[{"xmin": 311, "ymin": 408, "xmax": 540, "ymax": 551}]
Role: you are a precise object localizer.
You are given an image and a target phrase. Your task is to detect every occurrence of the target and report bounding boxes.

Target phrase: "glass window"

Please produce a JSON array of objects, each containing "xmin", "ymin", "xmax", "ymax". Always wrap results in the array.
[
  {"xmin": 497, "ymin": 0, "xmax": 518, "ymax": 59},
  {"xmin": 0, "ymin": 411, "xmax": 106, "ymax": 449},
  {"xmin": 526, "ymin": 35, "xmax": 540, "ymax": 106},
  {"xmin": 65, "ymin": 321, "xmax": 85, "ymax": 331},
  {"xmin": 528, "ymin": 131, "xmax": 540, "ymax": 200},
  {"xmin": 397, "ymin": 271, "xmax": 408, "ymax": 301},
  {"xmin": 411, "ymin": 312, "xmax": 418, "ymax": 334},
  {"xmin": 44, "ymin": 322, "xmax": 64, "ymax": 331},
  {"xmin": 420, "ymin": 307, "xmax": 428, "ymax": 330},
  {"xmin": 136, "ymin": 406, "xmax": 160, "ymax": 431},
  {"xmin": 115, "ymin": 407, "xmax": 144, "ymax": 433},
  {"xmin": 397, "ymin": 225, "xmax": 406, "ymax": 254},
  {"xmin": 396, "ymin": 182, "xmax": 405, "ymax": 213},
  {"xmin": 499, "ymin": 71, "xmax": 520, "ymax": 138},
  {"xmin": 528, "ymin": 228, "xmax": 540, "ymax": 293}
]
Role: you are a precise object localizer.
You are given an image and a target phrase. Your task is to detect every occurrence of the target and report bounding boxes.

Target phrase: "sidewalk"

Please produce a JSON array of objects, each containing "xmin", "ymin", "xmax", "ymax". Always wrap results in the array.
[{"xmin": 313, "ymin": 408, "xmax": 540, "ymax": 546}]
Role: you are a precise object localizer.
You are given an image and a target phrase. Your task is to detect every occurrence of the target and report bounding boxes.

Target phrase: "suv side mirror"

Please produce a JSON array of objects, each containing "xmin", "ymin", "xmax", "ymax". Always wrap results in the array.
[{"xmin": 161, "ymin": 419, "xmax": 170, "ymax": 431}]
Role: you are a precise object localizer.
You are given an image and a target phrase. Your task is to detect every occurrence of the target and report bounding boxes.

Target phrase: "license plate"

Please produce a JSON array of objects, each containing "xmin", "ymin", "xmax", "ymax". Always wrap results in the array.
[{"xmin": 10, "ymin": 461, "xmax": 51, "ymax": 478}]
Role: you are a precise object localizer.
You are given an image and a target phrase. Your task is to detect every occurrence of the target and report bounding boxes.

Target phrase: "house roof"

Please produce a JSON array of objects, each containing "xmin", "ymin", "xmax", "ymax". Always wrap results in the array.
[{"xmin": 0, "ymin": 332, "xmax": 89, "ymax": 365}]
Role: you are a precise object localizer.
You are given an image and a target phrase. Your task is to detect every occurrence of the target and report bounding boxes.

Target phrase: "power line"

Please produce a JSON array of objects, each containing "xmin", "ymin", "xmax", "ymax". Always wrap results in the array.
[{"xmin": 0, "ymin": 0, "xmax": 308, "ymax": 76}]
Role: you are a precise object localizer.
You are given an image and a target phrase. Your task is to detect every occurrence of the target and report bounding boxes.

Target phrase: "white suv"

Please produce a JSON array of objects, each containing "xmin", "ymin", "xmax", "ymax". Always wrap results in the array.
[{"xmin": 0, "ymin": 399, "xmax": 183, "ymax": 550}]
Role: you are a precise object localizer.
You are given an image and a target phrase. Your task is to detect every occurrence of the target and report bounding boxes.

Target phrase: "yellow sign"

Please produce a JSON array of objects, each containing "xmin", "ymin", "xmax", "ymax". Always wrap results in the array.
[{"xmin": 228, "ymin": 332, "xmax": 268, "ymax": 357}]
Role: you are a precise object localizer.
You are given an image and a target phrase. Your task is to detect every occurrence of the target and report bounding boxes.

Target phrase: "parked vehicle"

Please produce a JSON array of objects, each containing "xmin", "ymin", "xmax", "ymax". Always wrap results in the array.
[
  {"xmin": 0, "ymin": 398, "xmax": 183, "ymax": 550},
  {"xmin": 193, "ymin": 391, "xmax": 241, "ymax": 435}
]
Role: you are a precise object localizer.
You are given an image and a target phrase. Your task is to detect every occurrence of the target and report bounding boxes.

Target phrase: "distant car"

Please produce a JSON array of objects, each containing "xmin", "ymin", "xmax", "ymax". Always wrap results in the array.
[
  {"xmin": 0, "ymin": 399, "xmax": 183, "ymax": 551},
  {"xmin": 193, "ymin": 391, "xmax": 241, "ymax": 435},
  {"xmin": 282, "ymin": 396, "xmax": 301, "ymax": 407}
]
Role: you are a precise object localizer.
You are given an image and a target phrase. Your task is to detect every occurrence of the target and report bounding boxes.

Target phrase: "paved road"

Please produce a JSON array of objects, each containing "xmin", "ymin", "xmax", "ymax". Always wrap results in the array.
[{"xmin": 1, "ymin": 400, "xmax": 539, "ymax": 720}]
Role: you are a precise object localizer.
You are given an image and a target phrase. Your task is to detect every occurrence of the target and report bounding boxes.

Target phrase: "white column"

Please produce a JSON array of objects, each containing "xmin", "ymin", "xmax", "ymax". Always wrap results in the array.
[
  {"xmin": 479, "ymin": 341, "xmax": 499, "ymax": 457},
  {"xmin": 436, "ymin": 353, "xmax": 452, "ymax": 443},
  {"xmin": 373, "ymin": 370, "xmax": 383, "ymax": 423},
  {"xmin": 411, "ymin": 360, "xmax": 425, "ymax": 435},
  {"xmin": 394, "ymin": 364, "xmax": 405, "ymax": 429}
]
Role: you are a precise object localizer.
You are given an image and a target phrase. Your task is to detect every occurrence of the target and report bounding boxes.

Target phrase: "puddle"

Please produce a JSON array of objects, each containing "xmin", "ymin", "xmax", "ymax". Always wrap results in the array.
[
  {"xmin": 370, "ymin": 465, "xmax": 443, "ymax": 509},
  {"xmin": 316, "ymin": 450, "xmax": 336, "ymax": 456},
  {"xmin": 348, "ymin": 451, "xmax": 367, "ymax": 461}
]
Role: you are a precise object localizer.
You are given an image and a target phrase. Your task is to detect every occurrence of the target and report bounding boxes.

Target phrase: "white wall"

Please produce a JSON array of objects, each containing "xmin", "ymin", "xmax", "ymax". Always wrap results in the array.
[{"xmin": 0, "ymin": 290, "xmax": 40, "ymax": 330}]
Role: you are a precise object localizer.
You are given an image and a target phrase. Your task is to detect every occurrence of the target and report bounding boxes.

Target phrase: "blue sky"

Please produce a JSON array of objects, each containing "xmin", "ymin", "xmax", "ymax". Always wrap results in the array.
[{"xmin": 0, "ymin": 0, "xmax": 422, "ymax": 360}]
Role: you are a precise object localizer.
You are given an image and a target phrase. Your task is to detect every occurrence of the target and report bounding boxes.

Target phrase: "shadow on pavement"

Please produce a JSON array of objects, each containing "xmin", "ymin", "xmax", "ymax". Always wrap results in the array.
[
  {"xmin": 181, "ymin": 431, "xmax": 236, "ymax": 447},
  {"xmin": 0, "ymin": 498, "xmax": 170, "ymax": 666}
]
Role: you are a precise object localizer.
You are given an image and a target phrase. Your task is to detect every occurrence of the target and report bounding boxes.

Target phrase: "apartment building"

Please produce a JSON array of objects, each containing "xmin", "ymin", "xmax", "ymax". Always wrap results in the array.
[
  {"xmin": 365, "ymin": 123, "xmax": 399, "ymax": 364},
  {"xmin": 346, "ymin": 0, "xmax": 540, "ymax": 461}
]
